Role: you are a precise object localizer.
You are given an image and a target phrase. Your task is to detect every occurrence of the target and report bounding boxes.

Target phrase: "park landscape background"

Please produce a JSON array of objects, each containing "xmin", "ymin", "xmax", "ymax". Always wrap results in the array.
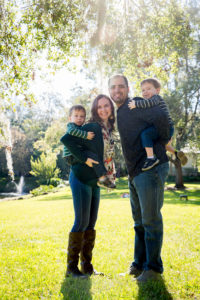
[{"xmin": 0, "ymin": 0, "xmax": 200, "ymax": 299}]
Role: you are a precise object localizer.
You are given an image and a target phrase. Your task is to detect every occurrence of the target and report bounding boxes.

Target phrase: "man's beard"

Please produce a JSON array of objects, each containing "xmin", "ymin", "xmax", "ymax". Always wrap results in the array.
[{"xmin": 112, "ymin": 96, "xmax": 125, "ymax": 105}]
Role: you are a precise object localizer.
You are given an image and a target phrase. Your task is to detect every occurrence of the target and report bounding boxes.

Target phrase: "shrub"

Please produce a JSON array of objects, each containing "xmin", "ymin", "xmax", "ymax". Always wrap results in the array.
[
  {"xmin": 49, "ymin": 177, "xmax": 62, "ymax": 187},
  {"xmin": 30, "ymin": 185, "xmax": 56, "ymax": 196},
  {"xmin": 30, "ymin": 151, "xmax": 60, "ymax": 185}
]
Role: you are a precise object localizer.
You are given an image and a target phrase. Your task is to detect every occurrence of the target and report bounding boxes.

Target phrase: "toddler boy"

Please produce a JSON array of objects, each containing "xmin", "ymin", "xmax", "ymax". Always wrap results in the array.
[{"xmin": 128, "ymin": 78, "xmax": 187, "ymax": 171}]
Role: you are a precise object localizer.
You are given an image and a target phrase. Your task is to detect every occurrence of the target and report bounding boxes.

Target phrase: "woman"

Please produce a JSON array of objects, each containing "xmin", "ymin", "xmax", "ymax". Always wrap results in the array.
[{"xmin": 60, "ymin": 94, "xmax": 116, "ymax": 278}]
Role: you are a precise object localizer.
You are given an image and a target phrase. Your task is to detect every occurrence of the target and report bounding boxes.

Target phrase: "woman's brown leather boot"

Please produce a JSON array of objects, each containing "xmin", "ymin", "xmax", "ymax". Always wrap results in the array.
[
  {"xmin": 66, "ymin": 232, "xmax": 87, "ymax": 278},
  {"xmin": 80, "ymin": 229, "xmax": 104, "ymax": 276}
]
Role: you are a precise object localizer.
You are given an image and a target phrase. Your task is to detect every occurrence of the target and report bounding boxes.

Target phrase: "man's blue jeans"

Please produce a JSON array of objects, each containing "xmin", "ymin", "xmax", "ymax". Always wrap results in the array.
[
  {"xmin": 128, "ymin": 162, "xmax": 169, "ymax": 273},
  {"xmin": 69, "ymin": 171, "xmax": 100, "ymax": 232}
]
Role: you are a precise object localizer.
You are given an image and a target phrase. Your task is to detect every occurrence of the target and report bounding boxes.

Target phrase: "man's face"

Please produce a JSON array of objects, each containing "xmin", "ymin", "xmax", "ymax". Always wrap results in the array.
[{"xmin": 108, "ymin": 76, "xmax": 129, "ymax": 107}]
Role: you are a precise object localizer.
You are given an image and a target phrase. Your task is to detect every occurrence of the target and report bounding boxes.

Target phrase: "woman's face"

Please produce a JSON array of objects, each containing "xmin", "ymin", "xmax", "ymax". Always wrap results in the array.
[{"xmin": 97, "ymin": 97, "xmax": 112, "ymax": 122}]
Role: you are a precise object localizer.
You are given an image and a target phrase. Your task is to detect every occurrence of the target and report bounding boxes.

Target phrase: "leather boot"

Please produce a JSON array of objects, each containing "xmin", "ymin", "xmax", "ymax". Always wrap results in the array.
[
  {"xmin": 66, "ymin": 232, "xmax": 87, "ymax": 278},
  {"xmin": 80, "ymin": 229, "xmax": 104, "ymax": 276}
]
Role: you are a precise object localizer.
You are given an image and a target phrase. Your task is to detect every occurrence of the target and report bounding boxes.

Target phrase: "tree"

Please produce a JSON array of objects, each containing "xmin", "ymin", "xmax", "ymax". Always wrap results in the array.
[
  {"xmin": 86, "ymin": 0, "xmax": 200, "ymax": 188},
  {"xmin": 0, "ymin": 0, "xmax": 89, "ymax": 108}
]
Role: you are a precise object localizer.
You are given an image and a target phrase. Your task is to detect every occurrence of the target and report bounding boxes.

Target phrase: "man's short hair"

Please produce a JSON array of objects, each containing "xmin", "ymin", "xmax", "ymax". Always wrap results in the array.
[
  {"xmin": 108, "ymin": 74, "xmax": 129, "ymax": 87},
  {"xmin": 140, "ymin": 78, "xmax": 161, "ymax": 89},
  {"xmin": 69, "ymin": 105, "xmax": 86, "ymax": 117}
]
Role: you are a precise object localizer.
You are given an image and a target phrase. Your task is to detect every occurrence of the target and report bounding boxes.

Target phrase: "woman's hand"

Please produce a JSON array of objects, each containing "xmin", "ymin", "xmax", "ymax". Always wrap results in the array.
[
  {"xmin": 128, "ymin": 100, "xmax": 136, "ymax": 109},
  {"xmin": 87, "ymin": 131, "xmax": 95, "ymax": 140},
  {"xmin": 85, "ymin": 158, "xmax": 99, "ymax": 167}
]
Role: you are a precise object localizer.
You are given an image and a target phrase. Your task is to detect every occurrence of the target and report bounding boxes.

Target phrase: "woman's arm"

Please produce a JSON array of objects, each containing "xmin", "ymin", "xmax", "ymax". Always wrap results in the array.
[
  {"xmin": 61, "ymin": 124, "xmax": 101, "ymax": 166},
  {"xmin": 67, "ymin": 123, "xmax": 94, "ymax": 140},
  {"xmin": 61, "ymin": 133, "xmax": 88, "ymax": 163}
]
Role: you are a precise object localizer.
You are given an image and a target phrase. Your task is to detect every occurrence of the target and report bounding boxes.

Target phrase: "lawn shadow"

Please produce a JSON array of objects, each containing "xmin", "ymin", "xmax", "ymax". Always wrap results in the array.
[
  {"xmin": 164, "ymin": 188, "xmax": 200, "ymax": 205},
  {"xmin": 165, "ymin": 199, "xmax": 200, "ymax": 205},
  {"xmin": 136, "ymin": 277, "xmax": 173, "ymax": 300},
  {"xmin": 37, "ymin": 195, "xmax": 72, "ymax": 201},
  {"xmin": 61, "ymin": 275, "xmax": 92, "ymax": 300}
]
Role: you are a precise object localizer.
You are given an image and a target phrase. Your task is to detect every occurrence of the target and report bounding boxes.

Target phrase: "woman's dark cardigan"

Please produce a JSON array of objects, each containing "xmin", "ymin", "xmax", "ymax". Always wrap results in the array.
[{"xmin": 60, "ymin": 122, "xmax": 104, "ymax": 186}]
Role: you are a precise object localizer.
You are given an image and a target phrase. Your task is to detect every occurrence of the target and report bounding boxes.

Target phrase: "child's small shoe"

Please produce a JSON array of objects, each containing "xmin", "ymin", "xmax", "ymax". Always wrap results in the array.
[
  {"xmin": 142, "ymin": 157, "xmax": 160, "ymax": 171},
  {"xmin": 97, "ymin": 177, "xmax": 116, "ymax": 189},
  {"xmin": 175, "ymin": 151, "xmax": 188, "ymax": 166}
]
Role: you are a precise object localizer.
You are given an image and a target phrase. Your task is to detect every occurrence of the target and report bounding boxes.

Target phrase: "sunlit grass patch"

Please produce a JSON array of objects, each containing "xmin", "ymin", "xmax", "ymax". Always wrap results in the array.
[{"xmin": 0, "ymin": 179, "xmax": 199, "ymax": 299}]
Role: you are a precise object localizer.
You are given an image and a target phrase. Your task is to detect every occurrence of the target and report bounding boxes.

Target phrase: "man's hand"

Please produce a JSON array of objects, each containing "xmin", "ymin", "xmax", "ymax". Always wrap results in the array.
[
  {"xmin": 85, "ymin": 158, "xmax": 99, "ymax": 167},
  {"xmin": 128, "ymin": 100, "xmax": 136, "ymax": 109},
  {"xmin": 87, "ymin": 131, "xmax": 95, "ymax": 140}
]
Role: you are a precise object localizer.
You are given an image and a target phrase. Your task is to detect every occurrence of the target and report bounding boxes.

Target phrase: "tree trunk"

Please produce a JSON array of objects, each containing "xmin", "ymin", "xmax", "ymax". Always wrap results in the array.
[{"xmin": 168, "ymin": 156, "xmax": 185, "ymax": 189}]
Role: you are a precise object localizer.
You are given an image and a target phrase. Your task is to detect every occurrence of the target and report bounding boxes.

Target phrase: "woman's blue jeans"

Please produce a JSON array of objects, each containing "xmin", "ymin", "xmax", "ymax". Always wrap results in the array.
[
  {"xmin": 128, "ymin": 162, "xmax": 169, "ymax": 273},
  {"xmin": 69, "ymin": 171, "xmax": 100, "ymax": 232}
]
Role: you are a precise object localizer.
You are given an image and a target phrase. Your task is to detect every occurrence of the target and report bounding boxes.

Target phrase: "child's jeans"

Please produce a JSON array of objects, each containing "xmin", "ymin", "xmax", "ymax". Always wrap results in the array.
[{"xmin": 141, "ymin": 125, "xmax": 174, "ymax": 148}]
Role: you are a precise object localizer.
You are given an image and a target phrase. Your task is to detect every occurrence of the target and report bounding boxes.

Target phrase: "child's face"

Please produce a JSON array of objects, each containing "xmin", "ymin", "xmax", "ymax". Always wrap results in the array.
[
  {"xmin": 69, "ymin": 109, "xmax": 86, "ymax": 126},
  {"xmin": 141, "ymin": 82, "xmax": 160, "ymax": 99}
]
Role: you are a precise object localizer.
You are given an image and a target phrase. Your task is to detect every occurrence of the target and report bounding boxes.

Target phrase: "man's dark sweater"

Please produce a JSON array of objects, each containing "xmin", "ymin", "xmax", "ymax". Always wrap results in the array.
[
  {"xmin": 117, "ymin": 98, "xmax": 170, "ymax": 179},
  {"xmin": 60, "ymin": 122, "xmax": 104, "ymax": 186}
]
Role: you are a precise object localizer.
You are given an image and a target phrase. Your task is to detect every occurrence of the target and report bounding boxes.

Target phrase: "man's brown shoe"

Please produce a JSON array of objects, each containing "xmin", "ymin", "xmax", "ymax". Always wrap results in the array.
[
  {"xmin": 119, "ymin": 265, "xmax": 142, "ymax": 277},
  {"xmin": 135, "ymin": 270, "xmax": 162, "ymax": 283}
]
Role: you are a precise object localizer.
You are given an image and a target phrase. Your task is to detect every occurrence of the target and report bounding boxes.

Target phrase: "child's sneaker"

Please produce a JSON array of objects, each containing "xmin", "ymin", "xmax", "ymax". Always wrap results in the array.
[
  {"xmin": 142, "ymin": 157, "xmax": 160, "ymax": 171},
  {"xmin": 175, "ymin": 151, "xmax": 188, "ymax": 166},
  {"xmin": 97, "ymin": 177, "xmax": 116, "ymax": 189}
]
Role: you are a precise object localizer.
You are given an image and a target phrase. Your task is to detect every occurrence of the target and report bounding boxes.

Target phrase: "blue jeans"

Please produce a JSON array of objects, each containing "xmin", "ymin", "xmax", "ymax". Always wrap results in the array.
[
  {"xmin": 141, "ymin": 125, "xmax": 174, "ymax": 148},
  {"xmin": 69, "ymin": 171, "xmax": 100, "ymax": 232},
  {"xmin": 128, "ymin": 162, "xmax": 169, "ymax": 273}
]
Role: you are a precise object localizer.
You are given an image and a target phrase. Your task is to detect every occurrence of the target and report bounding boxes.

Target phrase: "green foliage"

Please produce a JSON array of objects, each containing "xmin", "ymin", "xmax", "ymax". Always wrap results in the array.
[
  {"xmin": 33, "ymin": 119, "xmax": 66, "ymax": 153},
  {"xmin": 49, "ymin": 177, "xmax": 62, "ymax": 187},
  {"xmin": 30, "ymin": 151, "xmax": 60, "ymax": 185},
  {"xmin": 0, "ymin": 0, "xmax": 95, "ymax": 109},
  {"xmin": 30, "ymin": 184, "xmax": 56, "ymax": 196}
]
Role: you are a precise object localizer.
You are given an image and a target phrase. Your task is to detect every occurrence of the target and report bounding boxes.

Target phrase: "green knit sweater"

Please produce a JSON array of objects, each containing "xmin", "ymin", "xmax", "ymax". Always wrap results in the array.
[
  {"xmin": 63, "ymin": 122, "xmax": 88, "ymax": 157},
  {"xmin": 60, "ymin": 122, "xmax": 104, "ymax": 186}
]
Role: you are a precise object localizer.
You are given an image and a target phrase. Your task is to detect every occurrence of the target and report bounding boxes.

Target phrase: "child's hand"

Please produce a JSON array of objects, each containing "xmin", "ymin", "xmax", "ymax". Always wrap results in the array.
[
  {"xmin": 87, "ymin": 131, "xmax": 95, "ymax": 140},
  {"xmin": 128, "ymin": 100, "xmax": 136, "ymax": 109}
]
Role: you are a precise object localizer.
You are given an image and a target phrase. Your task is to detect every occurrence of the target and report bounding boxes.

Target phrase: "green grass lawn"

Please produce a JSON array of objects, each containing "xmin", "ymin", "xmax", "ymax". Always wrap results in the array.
[{"xmin": 0, "ymin": 178, "xmax": 200, "ymax": 300}]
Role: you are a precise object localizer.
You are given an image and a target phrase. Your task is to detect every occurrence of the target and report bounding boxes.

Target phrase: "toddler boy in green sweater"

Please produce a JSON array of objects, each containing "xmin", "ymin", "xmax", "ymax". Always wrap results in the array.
[{"xmin": 63, "ymin": 104, "xmax": 115, "ymax": 189}]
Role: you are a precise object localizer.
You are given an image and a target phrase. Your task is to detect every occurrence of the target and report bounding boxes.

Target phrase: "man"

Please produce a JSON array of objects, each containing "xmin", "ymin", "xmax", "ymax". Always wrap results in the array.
[{"xmin": 108, "ymin": 74, "xmax": 170, "ymax": 282}]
